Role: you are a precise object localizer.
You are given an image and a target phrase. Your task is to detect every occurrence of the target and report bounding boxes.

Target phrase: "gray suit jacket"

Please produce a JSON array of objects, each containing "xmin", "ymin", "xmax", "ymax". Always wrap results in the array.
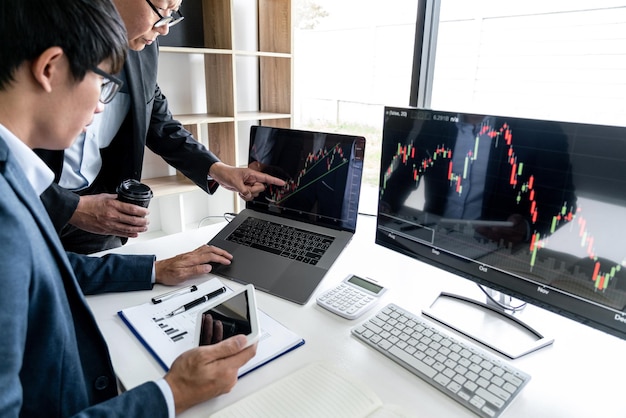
[{"xmin": 0, "ymin": 135, "xmax": 168, "ymax": 417}]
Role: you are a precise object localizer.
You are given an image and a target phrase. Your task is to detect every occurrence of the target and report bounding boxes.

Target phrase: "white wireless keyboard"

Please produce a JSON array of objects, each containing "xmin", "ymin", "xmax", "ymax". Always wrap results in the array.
[{"xmin": 352, "ymin": 303, "xmax": 531, "ymax": 418}]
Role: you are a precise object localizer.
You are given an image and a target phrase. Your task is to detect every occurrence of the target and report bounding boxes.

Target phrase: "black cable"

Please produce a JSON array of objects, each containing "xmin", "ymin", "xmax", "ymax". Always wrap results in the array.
[{"xmin": 197, "ymin": 213, "xmax": 237, "ymax": 228}]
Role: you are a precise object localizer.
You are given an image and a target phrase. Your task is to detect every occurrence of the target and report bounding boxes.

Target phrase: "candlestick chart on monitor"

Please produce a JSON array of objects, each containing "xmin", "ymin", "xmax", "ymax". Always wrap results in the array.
[
  {"xmin": 266, "ymin": 143, "xmax": 349, "ymax": 205},
  {"xmin": 378, "ymin": 110, "xmax": 626, "ymax": 309},
  {"xmin": 248, "ymin": 128, "xmax": 365, "ymax": 230}
]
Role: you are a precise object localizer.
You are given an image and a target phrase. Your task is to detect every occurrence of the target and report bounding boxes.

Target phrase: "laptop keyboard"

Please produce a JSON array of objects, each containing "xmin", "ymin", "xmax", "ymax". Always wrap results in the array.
[{"xmin": 226, "ymin": 217, "xmax": 335, "ymax": 265}]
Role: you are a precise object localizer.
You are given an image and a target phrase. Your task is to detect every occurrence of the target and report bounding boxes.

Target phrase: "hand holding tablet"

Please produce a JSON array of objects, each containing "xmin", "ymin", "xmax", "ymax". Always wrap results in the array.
[{"xmin": 194, "ymin": 284, "xmax": 261, "ymax": 348}]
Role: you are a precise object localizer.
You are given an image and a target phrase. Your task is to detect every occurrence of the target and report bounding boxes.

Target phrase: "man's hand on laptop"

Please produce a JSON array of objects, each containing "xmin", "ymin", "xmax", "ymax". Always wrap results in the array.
[
  {"xmin": 155, "ymin": 245, "xmax": 233, "ymax": 285},
  {"xmin": 208, "ymin": 162, "xmax": 286, "ymax": 201}
]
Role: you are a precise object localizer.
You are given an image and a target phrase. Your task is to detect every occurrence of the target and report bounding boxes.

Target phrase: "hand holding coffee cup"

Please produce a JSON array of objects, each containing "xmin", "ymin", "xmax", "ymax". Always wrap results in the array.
[{"xmin": 116, "ymin": 179, "xmax": 153, "ymax": 208}]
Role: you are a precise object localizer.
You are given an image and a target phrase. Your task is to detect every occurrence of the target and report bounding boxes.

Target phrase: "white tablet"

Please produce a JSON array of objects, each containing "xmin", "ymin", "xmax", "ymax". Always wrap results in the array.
[{"xmin": 194, "ymin": 284, "xmax": 260, "ymax": 348}]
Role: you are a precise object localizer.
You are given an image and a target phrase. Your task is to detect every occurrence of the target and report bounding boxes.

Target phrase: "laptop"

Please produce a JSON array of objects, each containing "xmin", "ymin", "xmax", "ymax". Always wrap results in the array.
[{"xmin": 208, "ymin": 125, "xmax": 366, "ymax": 304}]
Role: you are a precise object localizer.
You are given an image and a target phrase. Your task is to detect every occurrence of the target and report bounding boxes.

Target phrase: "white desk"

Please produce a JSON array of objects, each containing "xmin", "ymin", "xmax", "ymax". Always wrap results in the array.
[{"xmin": 88, "ymin": 215, "xmax": 626, "ymax": 417}]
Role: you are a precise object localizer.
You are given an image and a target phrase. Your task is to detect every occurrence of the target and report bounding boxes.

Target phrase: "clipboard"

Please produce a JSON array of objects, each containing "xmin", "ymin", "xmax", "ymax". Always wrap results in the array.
[{"xmin": 118, "ymin": 278, "xmax": 305, "ymax": 376}]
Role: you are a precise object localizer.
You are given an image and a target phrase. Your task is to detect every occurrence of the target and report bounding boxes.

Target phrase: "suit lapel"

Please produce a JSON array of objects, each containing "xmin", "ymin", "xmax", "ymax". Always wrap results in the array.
[
  {"xmin": 124, "ymin": 48, "xmax": 144, "ymax": 133},
  {"xmin": 123, "ymin": 47, "xmax": 150, "ymax": 172},
  {"xmin": 0, "ymin": 136, "xmax": 77, "ymax": 282}
]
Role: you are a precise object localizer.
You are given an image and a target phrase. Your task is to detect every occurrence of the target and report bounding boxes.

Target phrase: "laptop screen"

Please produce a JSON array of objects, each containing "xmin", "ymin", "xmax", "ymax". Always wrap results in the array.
[{"xmin": 247, "ymin": 125, "xmax": 366, "ymax": 232}]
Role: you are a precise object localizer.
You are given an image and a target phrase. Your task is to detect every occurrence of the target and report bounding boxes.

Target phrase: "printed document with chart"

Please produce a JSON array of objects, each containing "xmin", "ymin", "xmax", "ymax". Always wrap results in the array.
[{"xmin": 118, "ymin": 278, "xmax": 304, "ymax": 376}]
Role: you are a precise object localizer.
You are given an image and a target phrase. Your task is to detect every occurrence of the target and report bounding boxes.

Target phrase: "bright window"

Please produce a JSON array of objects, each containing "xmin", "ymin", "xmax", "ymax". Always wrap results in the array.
[
  {"xmin": 426, "ymin": 1, "xmax": 626, "ymax": 125},
  {"xmin": 293, "ymin": 0, "xmax": 626, "ymax": 214},
  {"xmin": 293, "ymin": 1, "xmax": 418, "ymax": 213}
]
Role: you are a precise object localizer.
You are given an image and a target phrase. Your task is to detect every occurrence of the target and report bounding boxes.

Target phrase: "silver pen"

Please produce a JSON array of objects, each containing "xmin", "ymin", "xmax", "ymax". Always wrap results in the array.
[
  {"xmin": 166, "ymin": 286, "xmax": 227, "ymax": 317},
  {"xmin": 151, "ymin": 285, "xmax": 198, "ymax": 304}
]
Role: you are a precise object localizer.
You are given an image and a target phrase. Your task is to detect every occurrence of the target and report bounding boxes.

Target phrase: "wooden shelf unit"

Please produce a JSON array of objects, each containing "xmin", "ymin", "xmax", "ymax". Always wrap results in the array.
[{"xmin": 144, "ymin": 0, "xmax": 292, "ymax": 199}]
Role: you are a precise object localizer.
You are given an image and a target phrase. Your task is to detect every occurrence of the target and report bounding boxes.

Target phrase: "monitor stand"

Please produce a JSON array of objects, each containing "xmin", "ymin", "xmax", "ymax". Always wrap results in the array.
[
  {"xmin": 483, "ymin": 287, "xmax": 525, "ymax": 313},
  {"xmin": 421, "ymin": 290, "xmax": 554, "ymax": 359}
]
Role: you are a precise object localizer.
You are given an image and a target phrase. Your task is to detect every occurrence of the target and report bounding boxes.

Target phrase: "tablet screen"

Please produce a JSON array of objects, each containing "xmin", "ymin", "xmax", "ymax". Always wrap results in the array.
[{"xmin": 198, "ymin": 291, "xmax": 252, "ymax": 345}]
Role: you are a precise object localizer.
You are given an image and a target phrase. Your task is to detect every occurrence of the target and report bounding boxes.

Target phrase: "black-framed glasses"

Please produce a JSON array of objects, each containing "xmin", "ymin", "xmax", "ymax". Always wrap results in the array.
[
  {"xmin": 145, "ymin": 0, "xmax": 184, "ymax": 28},
  {"xmin": 91, "ymin": 67, "xmax": 123, "ymax": 104}
]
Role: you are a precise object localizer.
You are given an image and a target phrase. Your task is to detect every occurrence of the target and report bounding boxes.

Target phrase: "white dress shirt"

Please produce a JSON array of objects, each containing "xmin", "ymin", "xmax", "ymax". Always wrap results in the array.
[{"xmin": 59, "ymin": 73, "xmax": 131, "ymax": 191}]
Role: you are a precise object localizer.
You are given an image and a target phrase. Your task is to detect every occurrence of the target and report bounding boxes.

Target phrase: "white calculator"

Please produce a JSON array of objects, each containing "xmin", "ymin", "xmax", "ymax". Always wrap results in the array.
[{"xmin": 316, "ymin": 274, "xmax": 386, "ymax": 319}]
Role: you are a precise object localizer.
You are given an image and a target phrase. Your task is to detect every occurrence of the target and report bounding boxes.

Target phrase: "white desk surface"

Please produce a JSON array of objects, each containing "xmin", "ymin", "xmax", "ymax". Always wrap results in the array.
[{"xmin": 87, "ymin": 215, "xmax": 626, "ymax": 417}]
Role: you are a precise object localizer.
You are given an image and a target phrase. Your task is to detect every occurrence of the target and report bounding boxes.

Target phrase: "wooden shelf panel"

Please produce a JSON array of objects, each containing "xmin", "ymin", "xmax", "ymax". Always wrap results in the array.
[
  {"xmin": 175, "ymin": 114, "xmax": 235, "ymax": 125},
  {"xmin": 260, "ymin": 56, "xmax": 292, "ymax": 114},
  {"xmin": 237, "ymin": 111, "xmax": 291, "ymax": 121},
  {"xmin": 160, "ymin": 46, "xmax": 290, "ymax": 59},
  {"xmin": 159, "ymin": 46, "xmax": 231, "ymax": 54},
  {"xmin": 142, "ymin": 175, "xmax": 198, "ymax": 198},
  {"xmin": 174, "ymin": 112, "xmax": 290, "ymax": 123},
  {"xmin": 203, "ymin": 0, "xmax": 233, "ymax": 49},
  {"xmin": 259, "ymin": 0, "xmax": 292, "ymax": 54},
  {"xmin": 234, "ymin": 50, "xmax": 291, "ymax": 58},
  {"xmin": 205, "ymin": 54, "xmax": 235, "ymax": 116}
]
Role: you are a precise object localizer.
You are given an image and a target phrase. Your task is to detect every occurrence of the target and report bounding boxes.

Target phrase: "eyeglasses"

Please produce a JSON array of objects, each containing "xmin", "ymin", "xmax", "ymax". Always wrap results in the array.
[
  {"xmin": 145, "ymin": 0, "xmax": 184, "ymax": 28},
  {"xmin": 91, "ymin": 67, "xmax": 123, "ymax": 104}
]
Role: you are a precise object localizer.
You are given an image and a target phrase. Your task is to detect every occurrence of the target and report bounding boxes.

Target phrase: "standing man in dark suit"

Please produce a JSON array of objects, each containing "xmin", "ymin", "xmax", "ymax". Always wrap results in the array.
[
  {"xmin": 0, "ymin": 0, "xmax": 256, "ymax": 416},
  {"xmin": 36, "ymin": 0, "xmax": 285, "ymax": 254}
]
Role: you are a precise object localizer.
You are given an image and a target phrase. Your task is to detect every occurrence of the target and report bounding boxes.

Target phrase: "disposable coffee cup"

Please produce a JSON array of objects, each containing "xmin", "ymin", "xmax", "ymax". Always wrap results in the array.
[{"xmin": 116, "ymin": 179, "xmax": 153, "ymax": 208}]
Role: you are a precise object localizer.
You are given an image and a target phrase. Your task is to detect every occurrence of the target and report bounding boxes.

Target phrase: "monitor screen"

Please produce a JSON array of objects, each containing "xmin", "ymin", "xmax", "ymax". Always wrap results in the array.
[
  {"xmin": 247, "ymin": 125, "xmax": 366, "ymax": 232},
  {"xmin": 377, "ymin": 106, "xmax": 626, "ymax": 340}
]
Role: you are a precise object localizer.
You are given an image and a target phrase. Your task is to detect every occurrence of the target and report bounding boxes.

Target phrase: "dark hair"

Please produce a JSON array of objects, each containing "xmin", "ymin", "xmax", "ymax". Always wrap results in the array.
[{"xmin": 0, "ymin": 0, "xmax": 127, "ymax": 90}]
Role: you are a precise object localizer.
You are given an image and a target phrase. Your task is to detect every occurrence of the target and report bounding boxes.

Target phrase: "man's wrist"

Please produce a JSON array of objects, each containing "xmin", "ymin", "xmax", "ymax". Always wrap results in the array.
[
  {"xmin": 151, "ymin": 260, "xmax": 157, "ymax": 284},
  {"xmin": 154, "ymin": 378, "xmax": 175, "ymax": 418},
  {"xmin": 206, "ymin": 173, "xmax": 219, "ymax": 195}
]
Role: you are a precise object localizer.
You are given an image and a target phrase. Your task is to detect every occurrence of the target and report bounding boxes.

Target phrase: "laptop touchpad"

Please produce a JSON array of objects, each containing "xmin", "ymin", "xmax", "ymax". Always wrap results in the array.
[{"xmin": 211, "ymin": 247, "xmax": 289, "ymax": 293}]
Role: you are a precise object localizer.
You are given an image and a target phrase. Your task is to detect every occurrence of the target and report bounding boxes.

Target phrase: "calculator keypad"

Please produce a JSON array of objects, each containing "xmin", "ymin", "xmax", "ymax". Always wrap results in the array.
[{"xmin": 317, "ymin": 284, "xmax": 378, "ymax": 319}]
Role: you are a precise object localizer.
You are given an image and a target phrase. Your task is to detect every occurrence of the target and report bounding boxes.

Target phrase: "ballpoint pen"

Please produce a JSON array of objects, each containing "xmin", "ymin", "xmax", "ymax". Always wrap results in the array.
[
  {"xmin": 165, "ymin": 286, "xmax": 227, "ymax": 317},
  {"xmin": 151, "ymin": 284, "xmax": 198, "ymax": 304}
]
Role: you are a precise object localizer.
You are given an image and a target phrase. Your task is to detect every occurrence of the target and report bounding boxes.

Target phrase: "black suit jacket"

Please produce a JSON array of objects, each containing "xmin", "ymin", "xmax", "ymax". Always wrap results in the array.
[{"xmin": 36, "ymin": 41, "xmax": 220, "ymax": 231}]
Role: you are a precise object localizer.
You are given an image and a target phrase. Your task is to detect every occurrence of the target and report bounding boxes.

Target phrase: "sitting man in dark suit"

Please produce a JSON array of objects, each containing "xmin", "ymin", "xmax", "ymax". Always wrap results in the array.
[{"xmin": 0, "ymin": 0, "xmax": 256, "ymax": 416}]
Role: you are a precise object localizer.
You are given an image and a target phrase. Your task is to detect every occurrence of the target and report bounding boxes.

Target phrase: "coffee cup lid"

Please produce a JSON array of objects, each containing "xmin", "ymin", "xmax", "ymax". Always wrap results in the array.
[{"xmin": 117, "ymin": 179, "xmax": 153, "ymax": 199}]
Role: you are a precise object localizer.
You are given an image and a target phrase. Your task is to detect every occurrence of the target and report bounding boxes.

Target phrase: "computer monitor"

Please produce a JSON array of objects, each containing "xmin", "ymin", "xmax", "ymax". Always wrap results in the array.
[{"xmin": 377, "ymin": 106, "xmax": 626, "ymax": 357}]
